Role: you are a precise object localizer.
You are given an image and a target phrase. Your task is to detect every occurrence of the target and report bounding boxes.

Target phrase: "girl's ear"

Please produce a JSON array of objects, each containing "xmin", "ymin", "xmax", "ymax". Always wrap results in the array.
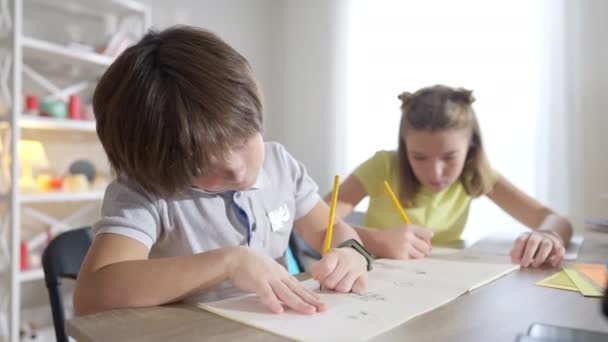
[{"xmin": 398, "ymin": 91, "xmax": 413, "ymax": 110}]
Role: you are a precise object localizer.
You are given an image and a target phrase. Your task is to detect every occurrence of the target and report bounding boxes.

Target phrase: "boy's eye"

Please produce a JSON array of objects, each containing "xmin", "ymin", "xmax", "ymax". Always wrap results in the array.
[{"xmin": 412, "ymin": 156, "xmax": 427, "ymax": 161}]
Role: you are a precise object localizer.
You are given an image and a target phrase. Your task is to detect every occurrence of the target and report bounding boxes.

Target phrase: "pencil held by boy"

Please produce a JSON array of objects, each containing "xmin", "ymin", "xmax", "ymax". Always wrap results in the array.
[
  {"xmin": 74, "ymin": 26, "xmax": 373, "ymax": 316},
  {"xmin": 326, "ymin": 85, "xmax": 572, "ymax": 268}
]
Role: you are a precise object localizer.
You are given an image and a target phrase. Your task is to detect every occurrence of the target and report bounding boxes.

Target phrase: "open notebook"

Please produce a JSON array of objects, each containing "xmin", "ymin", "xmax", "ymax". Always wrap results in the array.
[{"xmin": 198, "ymin": 258, "xmax": 518, "ymax": 341}]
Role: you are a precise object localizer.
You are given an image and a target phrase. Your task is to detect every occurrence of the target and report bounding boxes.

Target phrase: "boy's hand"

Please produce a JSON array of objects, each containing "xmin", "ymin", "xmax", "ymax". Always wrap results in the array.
[
  {"xmin": 310, "ymin": 247, "xmax": 368, "ymax": 293},
  {"xmin": 511, "ymin": 231, "xmax": 565, "ymax": 268},
  {"xmin": 228, "ymin": 247, "xmax": 326, "ymax": 314},
  {"xmin": 374, "ymin": 224, "xmax": 433, "ymax": 259}
]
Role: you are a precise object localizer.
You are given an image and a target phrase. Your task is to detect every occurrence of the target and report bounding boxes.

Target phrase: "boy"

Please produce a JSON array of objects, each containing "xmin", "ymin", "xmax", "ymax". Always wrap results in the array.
[{"xmin": 74, "ymin": 26, "xmax": 373, "ymax": 316}]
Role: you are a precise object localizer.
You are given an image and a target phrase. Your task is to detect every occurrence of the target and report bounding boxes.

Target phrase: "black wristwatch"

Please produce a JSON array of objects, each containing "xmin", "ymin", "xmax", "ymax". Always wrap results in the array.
[{"xmin": 337, "ymin": 239, "xmax": 375, "ymax": 271}]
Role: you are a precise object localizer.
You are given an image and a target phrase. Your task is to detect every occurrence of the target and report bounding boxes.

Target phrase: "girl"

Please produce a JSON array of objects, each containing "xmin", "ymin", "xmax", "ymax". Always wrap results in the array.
[{"xmin": 329, "ymin": 85, "xmax": 572, "ymax": 268}]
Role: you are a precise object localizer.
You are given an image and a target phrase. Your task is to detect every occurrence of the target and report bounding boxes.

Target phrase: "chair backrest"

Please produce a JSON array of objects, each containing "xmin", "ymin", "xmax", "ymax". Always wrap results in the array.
[{"xmin": 42, "ymin": 226, "xmax": 93, "ymax": 342}]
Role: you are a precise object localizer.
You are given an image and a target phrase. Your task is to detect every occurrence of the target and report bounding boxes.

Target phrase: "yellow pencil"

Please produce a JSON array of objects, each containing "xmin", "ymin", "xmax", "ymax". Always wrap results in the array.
[
  {"xmin": 383, "ymin": 180, "xmax": 411, "ymax": 224},
  {"xmin": 323, "ymin": 175, "xmax": 340, "ymax": 255}
]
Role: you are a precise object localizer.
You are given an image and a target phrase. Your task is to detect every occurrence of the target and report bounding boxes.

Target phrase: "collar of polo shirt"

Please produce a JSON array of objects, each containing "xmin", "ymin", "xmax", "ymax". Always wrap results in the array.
[{"xmin": 191, "ymin": 169, "xmax": 269, "ymax": 195}]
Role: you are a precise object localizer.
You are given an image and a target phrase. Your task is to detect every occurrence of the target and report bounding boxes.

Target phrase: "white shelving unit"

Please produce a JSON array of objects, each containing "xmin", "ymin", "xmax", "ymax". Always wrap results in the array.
[
  {"xmin": 20, "ymin": 191, "xmax": 105, "ymax": 204},
  {"xmin": 22, "ymin": 36, "xmax": 114, "ymax": 68},
  {"xmin": 18, "ymin": 268, "xmax": 44, "ymax": 283},
  {"xmin": 20, "ymin": 114, "xmax": 97, "ymax": 132},
  {"xmin": 0, "ymin": 1, "xmax": 150, "ymax": 341}
]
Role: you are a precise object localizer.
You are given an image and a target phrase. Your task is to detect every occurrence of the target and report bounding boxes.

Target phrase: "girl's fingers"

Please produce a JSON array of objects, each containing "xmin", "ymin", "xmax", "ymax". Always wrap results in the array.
[
  {"xmin": 511, "ymin": 233, "xmax": 530, "ymax": 264},
  {"xmin": 531, "ymin": 239, "xmax": 553, "ymax": 267},
  {"xmin": 521, "ymin": 234, "xmax": 542, "ymax": 267}
]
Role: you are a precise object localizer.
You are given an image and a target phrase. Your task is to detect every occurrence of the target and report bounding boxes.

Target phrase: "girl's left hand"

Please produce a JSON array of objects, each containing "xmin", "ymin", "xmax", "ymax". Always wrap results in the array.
[
  {"xmin": 510, "ymin": 231, "xmax": 565, "ymax": 268},
  {"xmin": 310, "ymin": 247, "xmax": 368, "ymax": 294}
]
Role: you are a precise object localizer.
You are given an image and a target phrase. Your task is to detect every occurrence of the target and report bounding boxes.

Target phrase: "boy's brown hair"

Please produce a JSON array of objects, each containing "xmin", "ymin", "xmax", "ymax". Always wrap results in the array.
[
  {"xmin": 94, "ymin": 26, "xmax": 264, "ymax": 196},
  {"xmin": 396, "ymin": 85, "xmax": 494, "ymax": 205}
]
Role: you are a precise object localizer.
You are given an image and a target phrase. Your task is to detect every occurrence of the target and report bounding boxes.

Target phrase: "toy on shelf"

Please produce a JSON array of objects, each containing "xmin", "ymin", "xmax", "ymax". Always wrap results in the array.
[
  {"xmin": 18, "ymin": 140, "xmax": 49, "ymax": 193},
  {"xmin": 39, "ymin": 99, "xmax": 67, "ymax": 119},
  {"xmin": 68, "ymin": 94, "xmax": 80, "ymax": 119},
  {"xmin": 68, "ymin": 159, "xmax": 95, "ymax": 181},
  {"xmin": 24, "ymin": 95, "xmax": 39, "ymax": 115}
]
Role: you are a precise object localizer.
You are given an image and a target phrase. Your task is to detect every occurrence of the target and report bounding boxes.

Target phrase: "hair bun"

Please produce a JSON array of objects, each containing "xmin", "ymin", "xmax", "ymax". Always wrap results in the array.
[
  {"xmin": 398, "ymin": 91, "xmax": 413, "ymax": 109},
  {"xmin": 452, "ymin": 88, "xmax": 475, "ymax": 105}
]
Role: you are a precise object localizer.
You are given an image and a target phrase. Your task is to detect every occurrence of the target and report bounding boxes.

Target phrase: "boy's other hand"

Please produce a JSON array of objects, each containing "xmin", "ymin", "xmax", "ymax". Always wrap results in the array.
[
  {"xmin": 228, "ymin": 247, "xmax": 326, "ymax": 314},
  {"xmin": 510, "ymin": 231, "xmax": 565, "ymax": 268},
  {"xmin": 375, "ymin": 224, "xmax": 433, "ymax": 259},
  {"xmin": 310, "ymin": 247, "xmax": 368, "ymax": 294}
]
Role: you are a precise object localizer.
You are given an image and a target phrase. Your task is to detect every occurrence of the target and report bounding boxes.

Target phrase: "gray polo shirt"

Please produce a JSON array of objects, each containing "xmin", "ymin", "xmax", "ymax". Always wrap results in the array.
[{"xmin": 93, "ymin": 142, "xmax": 321, "ymax": 302}]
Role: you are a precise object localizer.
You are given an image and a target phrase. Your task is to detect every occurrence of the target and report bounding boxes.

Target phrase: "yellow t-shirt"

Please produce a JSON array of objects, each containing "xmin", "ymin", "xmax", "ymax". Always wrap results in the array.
[{"xmin": 353, "ymin": 150, "xmax": 496, "ymax": 244}]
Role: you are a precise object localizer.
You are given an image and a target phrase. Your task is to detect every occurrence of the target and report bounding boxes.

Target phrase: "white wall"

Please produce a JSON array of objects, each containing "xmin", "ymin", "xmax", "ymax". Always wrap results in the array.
[
  {"xmin": 144, "ymin": 0, "xmax": 280, "ymax": 120},
  {"xmin": 145, "ymin": 0, "xmax": 608, "ymax": 228},
  {"xmin": 144, "ymin": 0, "xmax": 349, "ymax": 193},
  {"xmin": 272, "ymin": 0, "xmax": 350, "ymax": 193}
]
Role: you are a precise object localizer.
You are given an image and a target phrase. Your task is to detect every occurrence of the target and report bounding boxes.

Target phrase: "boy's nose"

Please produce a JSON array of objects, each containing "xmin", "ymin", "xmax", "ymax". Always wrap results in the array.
[{"xmin": 226, "ymin": 167, "xmax": 247, "ymax": 183}]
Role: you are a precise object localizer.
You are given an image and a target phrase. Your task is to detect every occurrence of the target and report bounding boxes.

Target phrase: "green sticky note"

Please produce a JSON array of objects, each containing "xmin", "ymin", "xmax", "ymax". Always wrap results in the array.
[
  {"xmin": 562, "ymin": 266, "xmax": 604, "ymax": 297},
  {"xmin": 537, "ymin": 270, "xmax": 580, "ymax": 292}
]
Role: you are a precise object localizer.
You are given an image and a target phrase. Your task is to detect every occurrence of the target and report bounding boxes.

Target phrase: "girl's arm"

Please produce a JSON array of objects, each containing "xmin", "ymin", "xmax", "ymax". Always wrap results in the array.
[
  {"xmin": 323, "ymin": 175, "xmax": 368, "ymax": 220},
  {"xmin": 487, "ymin": 176, "xmax": 573, "ymax": 267},
  {"xmin": 322, "ymin": 175, "xmax": 432, "ymax": 259}
]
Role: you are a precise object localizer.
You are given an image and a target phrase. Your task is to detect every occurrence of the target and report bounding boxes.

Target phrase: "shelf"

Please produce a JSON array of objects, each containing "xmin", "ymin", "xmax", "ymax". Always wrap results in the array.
[
  {"xmin": 19, "ymin": 268, "xmax": 44, "ymax": 283},
  {"xmin": 22, "ymin": 36, "xmax": 114, "ymax": 69},
  {"xmin": 29, "ymin": 0, "xmax": 149, "ymax": 17},
  {"xmin": 20, "ymin": 114, "xmax": 97, "ymax": 132},
  {"xmin": 20, "ymin": 191, "xmax": 104, "ymax": 204}
]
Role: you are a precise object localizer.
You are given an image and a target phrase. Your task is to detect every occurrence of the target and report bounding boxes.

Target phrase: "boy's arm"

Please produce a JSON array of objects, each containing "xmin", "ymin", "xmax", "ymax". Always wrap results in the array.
[
  {"xmin": 295, "ymin": 200, "xmax": 368, "ymax": 293},
  {"xmin": 74, "ymin": 234, "xmax": 239, "ymax": 315},
  {"xmin": 487, "ymin": 176, "xmax": 573, "ymax": 267},
  {"xmin": 74, "ymin": 234, "xmax": 325, "ymax": 316}
]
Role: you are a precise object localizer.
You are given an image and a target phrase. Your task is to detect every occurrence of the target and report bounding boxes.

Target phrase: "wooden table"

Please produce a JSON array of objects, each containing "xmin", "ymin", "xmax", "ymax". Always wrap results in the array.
[{"xmin": 68, "ymin": 231, "xmax": 608, "ymax": 341}]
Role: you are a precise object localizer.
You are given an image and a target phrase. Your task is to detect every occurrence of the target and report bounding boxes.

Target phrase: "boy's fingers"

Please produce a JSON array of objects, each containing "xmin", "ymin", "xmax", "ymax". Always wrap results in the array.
[
  {"xmin": 310, "ymin": 253, "xmax": 339, "ymax": 282},
  {"xmin": 283, "ymin": 279, "xmax": 326, "ymax": 312},
  {"xmin": 288, "ymin": 275, "xmax": 322, "ymax": 301},
  {"xmin": 258, "ymin": 283, "xmax": 284, "ymax": 314},
  {"xmin": 272, "ymin": 281, "xmax": 315, "ymax": 315},
  {"xmin": 351, "ymin": 275, "xmax": 368, "ymax": 294},
  {"xmin": 322, "ymin": 259, "xmax": 348, "ymax": 290},
  {"xmin": 334, "ymin": 271, "xmax": 359, "ymax": 293},
  {"xmin": 511, "ymin": 233, "xmax": 530, "ymax": 263}
]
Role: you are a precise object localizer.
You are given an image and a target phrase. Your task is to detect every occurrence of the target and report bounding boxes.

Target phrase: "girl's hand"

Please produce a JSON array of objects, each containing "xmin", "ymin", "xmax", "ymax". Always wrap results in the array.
[
  {"xmin": 310, "ymin": 246, "xmax": 368, "ymax": 294},
  {"xmin": 510, "ymin": 231, "xmax": 565, "ymax": 268},
  {"xmin": 229, "ymin": 247, "xmax": 326, "ymax": 314},
  {"xmin": 374, "ymin": 224, "xmax": 433, "ymax": 259}
]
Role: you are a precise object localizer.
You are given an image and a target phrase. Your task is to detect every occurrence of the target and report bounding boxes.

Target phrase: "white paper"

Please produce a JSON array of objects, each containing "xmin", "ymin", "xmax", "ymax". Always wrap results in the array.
[{"xmin": 198, "ymin": 258, "xmax": 518, "ymax": 341}]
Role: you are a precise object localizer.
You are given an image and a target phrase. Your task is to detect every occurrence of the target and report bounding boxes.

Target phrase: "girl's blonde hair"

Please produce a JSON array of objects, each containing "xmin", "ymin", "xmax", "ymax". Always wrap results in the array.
[{"xmin": 397, "ymin": 84, "xmax": 494, "ymax": 205}]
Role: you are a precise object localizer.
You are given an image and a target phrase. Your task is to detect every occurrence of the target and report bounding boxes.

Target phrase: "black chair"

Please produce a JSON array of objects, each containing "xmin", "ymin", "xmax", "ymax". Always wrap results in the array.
[
  {"xmin": 42, "ymin": 227, "xmax": 93, "ymax": 342},
  {"xmin": 603, "ymin": 282, "xmax": 608, "ymax": 318}
]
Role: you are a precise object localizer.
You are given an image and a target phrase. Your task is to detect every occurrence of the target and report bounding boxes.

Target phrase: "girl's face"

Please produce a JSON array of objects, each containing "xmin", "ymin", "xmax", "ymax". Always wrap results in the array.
[
  {"xmin": 192, "ymin": 133, "xmax": 265, "ymax": 192},
  {"xmin": 405, "ymin": 128, "xmax": 470, "ymax": 192}
]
